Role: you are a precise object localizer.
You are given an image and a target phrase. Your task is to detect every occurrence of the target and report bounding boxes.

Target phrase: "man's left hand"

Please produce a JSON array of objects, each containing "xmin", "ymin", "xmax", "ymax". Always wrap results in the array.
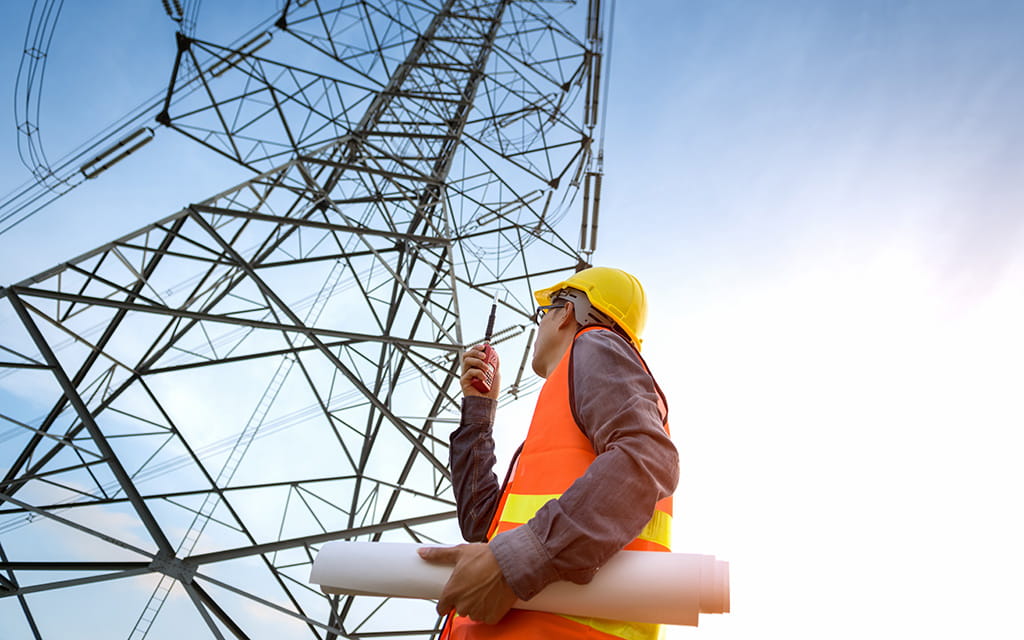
[{"xmin": 418, "ymin": 543, "xmax": 518, "ymax": 624}]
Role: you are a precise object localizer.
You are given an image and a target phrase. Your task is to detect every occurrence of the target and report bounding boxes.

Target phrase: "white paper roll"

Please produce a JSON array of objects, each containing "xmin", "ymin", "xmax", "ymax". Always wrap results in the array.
[{"xmin": 309, "ymin": 541, "xmax": 730, "ymax": 626}]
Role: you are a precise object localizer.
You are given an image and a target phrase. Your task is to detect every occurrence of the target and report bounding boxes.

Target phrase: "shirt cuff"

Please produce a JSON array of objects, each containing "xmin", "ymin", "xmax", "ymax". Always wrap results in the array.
[
  {"xmin": 489, "ymin": 525, "xmax": 561, "ymax": 601},
  {"xmin": 460, "ymin": 395, "xmax": 496, "ymax": 426}
]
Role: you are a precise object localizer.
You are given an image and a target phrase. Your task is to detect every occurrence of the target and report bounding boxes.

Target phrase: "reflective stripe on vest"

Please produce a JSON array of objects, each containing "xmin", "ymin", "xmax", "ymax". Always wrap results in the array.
[
  {"xmin": 446, "ymin": 610, "xmax": 661, "ymax": 640},
  {"xmin": 446, "ymin": 326, "xmax": 673, "ymax": 640},
  {"xmin": 494, "ymin": 493, "xmax": 672, "ymax": 550}
]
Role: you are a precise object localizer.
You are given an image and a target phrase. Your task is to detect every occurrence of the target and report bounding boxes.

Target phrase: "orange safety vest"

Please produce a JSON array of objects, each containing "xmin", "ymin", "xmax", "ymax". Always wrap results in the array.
[{"xmin": 444, "ymin": 327, "xmax": 673, "ymax": 640}]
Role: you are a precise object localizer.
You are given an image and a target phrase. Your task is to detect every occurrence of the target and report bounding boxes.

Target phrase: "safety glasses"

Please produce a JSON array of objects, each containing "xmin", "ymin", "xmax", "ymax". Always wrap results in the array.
[{"xmin": 533, "ymin": 303, "xmax": 566, "ymax": 324}]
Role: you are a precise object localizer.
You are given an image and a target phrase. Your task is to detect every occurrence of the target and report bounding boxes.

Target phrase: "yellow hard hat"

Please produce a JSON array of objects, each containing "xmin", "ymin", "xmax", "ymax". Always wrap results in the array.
[{"xmin": 533, "ymin": 266, "xmax": 648, "ymax": 350}]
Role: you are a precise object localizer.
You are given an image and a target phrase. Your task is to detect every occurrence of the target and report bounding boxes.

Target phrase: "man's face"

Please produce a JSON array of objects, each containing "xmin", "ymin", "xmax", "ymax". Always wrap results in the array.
[{"xmin": 530, "ymin": 299, "xmax": 569, "ymax": 378}]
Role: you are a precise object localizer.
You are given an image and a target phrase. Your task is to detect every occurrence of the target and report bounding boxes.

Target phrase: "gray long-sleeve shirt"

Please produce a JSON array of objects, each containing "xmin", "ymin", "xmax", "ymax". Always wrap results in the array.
[{"xmin": 449, "ymin": 329, "xmax": 679, "ymax": 600}]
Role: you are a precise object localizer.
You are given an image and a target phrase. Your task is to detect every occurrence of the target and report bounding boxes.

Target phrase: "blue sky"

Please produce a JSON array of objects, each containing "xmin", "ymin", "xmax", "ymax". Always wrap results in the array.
[
  {"xmin": 595, "ymin": 3, "xmax": 1024, "ymax": 638},
  {"xmin": 2, "ymin": 1, "xmax": 1023, "ymax": 638}
]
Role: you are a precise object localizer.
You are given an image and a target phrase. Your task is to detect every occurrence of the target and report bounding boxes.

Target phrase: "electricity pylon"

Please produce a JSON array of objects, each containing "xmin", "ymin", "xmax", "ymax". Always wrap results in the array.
[{"xmin": 0, "ymin": 0, "xmax": 608, "ymax": 638}]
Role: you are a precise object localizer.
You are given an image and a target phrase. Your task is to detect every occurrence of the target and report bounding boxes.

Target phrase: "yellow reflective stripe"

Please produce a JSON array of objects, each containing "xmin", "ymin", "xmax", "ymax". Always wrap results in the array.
[
  {"xmin": 455, "ymin": 612, "xmax": 661, "ymax": 640},
  {"xmin": 560, "ymin": 615, "xmax": 663, "ymax": 640},
  {"xmin": 499, "ymin": 493, "xmax": 560, "ymax": 525},
  {"xmin": 498, "ymin": 493, "xmax": 672, "ymax": 547},
  {"xmin": 637, "ymin": 508, "xmax": 672, "ymax": 548}
]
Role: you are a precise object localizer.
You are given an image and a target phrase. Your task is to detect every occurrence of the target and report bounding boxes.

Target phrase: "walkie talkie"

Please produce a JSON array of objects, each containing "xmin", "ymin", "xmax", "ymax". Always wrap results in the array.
[{"xmin": 471, "ymin": 292, "xmax": 499, "ymax": 393}]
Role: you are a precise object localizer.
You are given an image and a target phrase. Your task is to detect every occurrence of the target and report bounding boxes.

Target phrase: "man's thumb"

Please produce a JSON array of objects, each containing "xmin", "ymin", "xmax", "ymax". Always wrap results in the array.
[{"xmin": 418, "ymin": 545, "xmax": 460, "ymax": 564}]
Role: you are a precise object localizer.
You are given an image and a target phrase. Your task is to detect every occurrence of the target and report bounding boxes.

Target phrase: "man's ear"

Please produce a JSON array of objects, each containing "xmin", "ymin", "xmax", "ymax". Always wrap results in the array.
[{"xmin": 558, "ymin": 301, "xmax": 577, "ymax": 329}]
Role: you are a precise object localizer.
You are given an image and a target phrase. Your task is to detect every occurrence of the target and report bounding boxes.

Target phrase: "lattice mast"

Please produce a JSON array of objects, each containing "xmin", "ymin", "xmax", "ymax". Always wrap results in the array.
[{"xmin": 0, "ymin": 1, "xmax": 607, "ymax": 638}]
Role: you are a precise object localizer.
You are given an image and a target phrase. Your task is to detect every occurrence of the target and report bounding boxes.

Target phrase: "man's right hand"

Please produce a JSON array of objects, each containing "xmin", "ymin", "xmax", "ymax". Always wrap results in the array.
[
  {"xmin": 418, "ymin": 543, "xmax": 518, "ymax": 624},
  {"xmin": 461, "ymin": 344, "xmax": 500, "ymax": 400}
]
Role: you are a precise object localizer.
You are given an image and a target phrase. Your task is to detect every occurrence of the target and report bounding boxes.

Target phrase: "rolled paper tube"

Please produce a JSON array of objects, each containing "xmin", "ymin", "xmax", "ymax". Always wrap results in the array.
[
  {"xmin": 309, "ymin": 542, "xmax": 730, "ymax": 627},
  {"xmin": 715, "ymin": 560, "xmax": 731, "ymax": 614}
]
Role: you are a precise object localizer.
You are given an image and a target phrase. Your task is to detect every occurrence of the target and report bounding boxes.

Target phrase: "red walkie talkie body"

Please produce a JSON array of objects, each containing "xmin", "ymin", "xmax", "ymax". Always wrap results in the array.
[{"xmin": 471, "ymin": 294, "xmax": 499, "ymax": 393}]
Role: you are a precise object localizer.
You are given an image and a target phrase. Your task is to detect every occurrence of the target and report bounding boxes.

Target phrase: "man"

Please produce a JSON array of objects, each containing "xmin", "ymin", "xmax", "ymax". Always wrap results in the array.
[{"xmin": 419, "ymin": 267, "xmax": 678, "ymax": 639}]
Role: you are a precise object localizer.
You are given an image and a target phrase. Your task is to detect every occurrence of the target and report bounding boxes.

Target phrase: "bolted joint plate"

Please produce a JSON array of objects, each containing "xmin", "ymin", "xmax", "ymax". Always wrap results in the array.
[{"xmin": 148, "ymin": 552, "xmax": 198, "ymax": 583}]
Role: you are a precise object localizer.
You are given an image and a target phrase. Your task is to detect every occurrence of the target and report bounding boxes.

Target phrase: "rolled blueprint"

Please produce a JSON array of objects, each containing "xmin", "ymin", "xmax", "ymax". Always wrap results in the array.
[{"xmin": 310, "ymin": 541, "xmax": 729, "ymax": 626}]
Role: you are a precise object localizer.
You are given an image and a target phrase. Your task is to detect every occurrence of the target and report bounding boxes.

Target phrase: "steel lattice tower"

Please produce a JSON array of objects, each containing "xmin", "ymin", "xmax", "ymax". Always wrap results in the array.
[{"xmin": 0, "ymin": 0, "xmax": 609, "ymax": 637}]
